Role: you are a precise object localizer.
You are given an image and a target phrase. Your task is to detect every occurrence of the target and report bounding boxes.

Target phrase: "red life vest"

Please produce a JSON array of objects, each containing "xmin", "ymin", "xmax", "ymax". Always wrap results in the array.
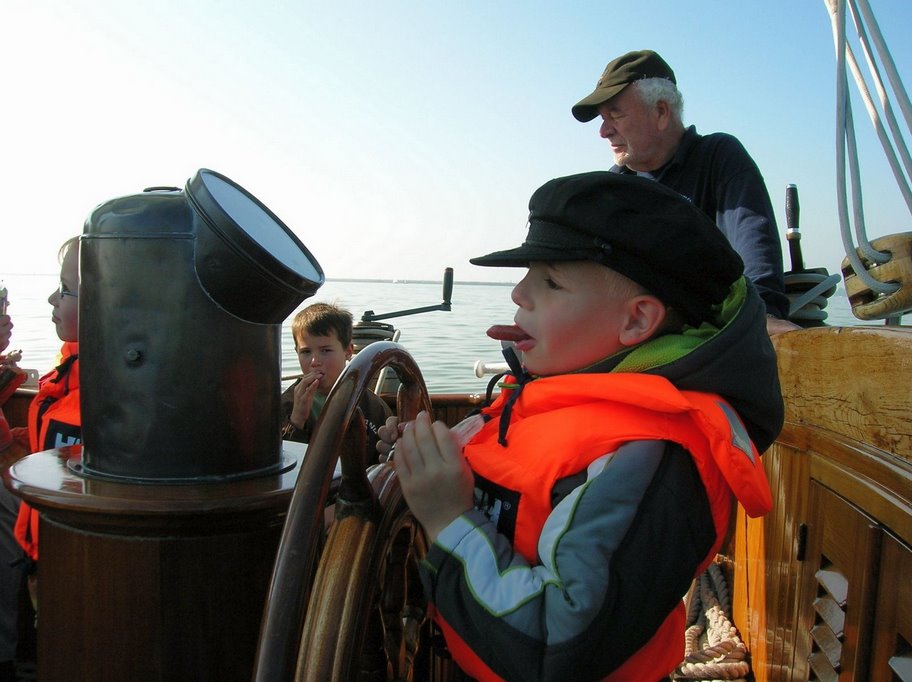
[
  {"xmin": 14, "ymin": 342, "xmax": 81, "ymax": 561},
  {"xmin": 437, "ymin": 372, "xmax": 771, "ymax": 682}
]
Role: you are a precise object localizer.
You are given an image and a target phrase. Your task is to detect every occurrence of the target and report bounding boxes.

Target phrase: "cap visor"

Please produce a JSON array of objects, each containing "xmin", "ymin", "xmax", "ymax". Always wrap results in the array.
[
  {"xmin": 571, "ymin": 83, "xmax": 627, "ymax": 122},
  {"xmin": 470, "ymin": 245, "xmax": 584, "ymax": 267}
]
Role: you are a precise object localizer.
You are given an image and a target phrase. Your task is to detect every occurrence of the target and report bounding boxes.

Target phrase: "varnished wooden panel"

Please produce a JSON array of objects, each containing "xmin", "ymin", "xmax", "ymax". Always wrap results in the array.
[
  {"xmin": 869, "ymin": 532, "xmax": 912, "ymax": 682},
  {"xmin": 795, "ymin": 482, "xmax": 879, "ymax": 681},
  {"xmin": 733, "ymin": 326, "xmax": 912, "ymax": 681},
  {"xmin": 40, "ymin": 514, "xmax": 285, "ymax": 682},
  {"xmin": 773, "ymin": 326, "xmax": 912, "ymax": 461},
  {"xmin": 735, "ymin": 440, "xmax": 811, "ymax": 682}
]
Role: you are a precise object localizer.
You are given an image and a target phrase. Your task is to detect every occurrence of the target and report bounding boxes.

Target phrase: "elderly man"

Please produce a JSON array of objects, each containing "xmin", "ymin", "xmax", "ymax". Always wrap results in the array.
[{"xmin": 572, "ymin": 50, "xmax": 796, "ymax": 334}]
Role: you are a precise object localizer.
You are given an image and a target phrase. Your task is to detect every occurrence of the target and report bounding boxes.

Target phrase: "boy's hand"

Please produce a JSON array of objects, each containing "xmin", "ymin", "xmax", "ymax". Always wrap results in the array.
[
  {"xmin": 288, "ymin": 371, "xmax": 321, "ymax": 429},
  {"xmin": 0, "ymin": 411, "xmax": 27, "ymax": 465},
  {"xmin": 0, "ymin": 315, "xmax": 11, "ymax": 354},
  {"xmin": 0, "ymin": 409, "xmax": 11, "ymax": 451},
  {"xmin": 376, "ymin": 415, "xmax": 401, "ymax": 461},
  {"xmin": 395, "ymin": 411, "xmax": 474, "ymax": 542}
]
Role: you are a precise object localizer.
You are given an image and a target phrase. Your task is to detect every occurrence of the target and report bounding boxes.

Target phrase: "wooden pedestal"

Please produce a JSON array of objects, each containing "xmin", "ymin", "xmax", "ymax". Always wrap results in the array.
[{"xmin": 4, "ymin": 444, "xmax": 304, "ymax": 682}]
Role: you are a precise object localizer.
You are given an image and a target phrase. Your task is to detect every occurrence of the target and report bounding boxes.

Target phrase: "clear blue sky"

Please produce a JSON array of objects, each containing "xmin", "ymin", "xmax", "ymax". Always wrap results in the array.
[{"xmin": 3, "ymin": 1, "xmax": 910, "ymax": 284}]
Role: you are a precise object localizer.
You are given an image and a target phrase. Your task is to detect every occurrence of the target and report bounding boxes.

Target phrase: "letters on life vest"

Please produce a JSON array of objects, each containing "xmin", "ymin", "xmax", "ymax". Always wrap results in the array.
[{"xmin": 14, "ymin": 342, "xmax": 81, "ymax": 561}]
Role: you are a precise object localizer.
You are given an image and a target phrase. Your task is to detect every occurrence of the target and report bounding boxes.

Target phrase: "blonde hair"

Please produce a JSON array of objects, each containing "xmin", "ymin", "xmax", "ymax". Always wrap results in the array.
[{"xmin": 59, "ymin": 236, "xmax": 80, "ymax": 263}]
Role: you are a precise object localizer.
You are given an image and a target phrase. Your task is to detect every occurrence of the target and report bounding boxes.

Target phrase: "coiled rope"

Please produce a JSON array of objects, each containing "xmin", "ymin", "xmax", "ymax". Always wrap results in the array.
[
  {"xmin": 786, "ymin": 271, "xmax": 842, "ymax": 324},
  {"xmin": 674, "ymin": 562, "xmax": 749, "ymax": 681}
]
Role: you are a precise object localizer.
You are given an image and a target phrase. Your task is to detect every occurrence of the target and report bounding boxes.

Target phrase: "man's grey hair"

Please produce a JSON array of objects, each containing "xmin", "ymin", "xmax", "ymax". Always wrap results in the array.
[{"xmin": 634, "ymin": 78, "xmax": 684, "ymax": 122}]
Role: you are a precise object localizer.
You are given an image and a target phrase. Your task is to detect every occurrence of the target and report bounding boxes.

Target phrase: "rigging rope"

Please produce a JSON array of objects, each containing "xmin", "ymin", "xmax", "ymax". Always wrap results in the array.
[{"xmin": 825, "ymin": 0, "xmax": 911, "ymax": 296}]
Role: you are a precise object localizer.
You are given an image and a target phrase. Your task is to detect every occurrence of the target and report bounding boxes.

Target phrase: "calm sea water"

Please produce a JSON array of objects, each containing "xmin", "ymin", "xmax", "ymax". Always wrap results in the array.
[
  {"xmin": 1, "ymin": 274, "xmax": 519, "ymax": 394},
  {"xmin": 0, "ymin": 273, "xmax": 869, "ymax": 394}
]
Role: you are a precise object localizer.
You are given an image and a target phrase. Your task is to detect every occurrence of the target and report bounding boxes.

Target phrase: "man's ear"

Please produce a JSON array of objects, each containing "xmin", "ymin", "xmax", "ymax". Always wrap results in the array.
[
  {"xmin": 618, "ymin": 295, "xmax": 667, "ymax": 346},
  {"xmin": 345, "ymin": 342, "xmax": 354, "ymax": 360},
  {"xmin": 655, "ymin": 99, "xmax": 672, "ymax": 131}
]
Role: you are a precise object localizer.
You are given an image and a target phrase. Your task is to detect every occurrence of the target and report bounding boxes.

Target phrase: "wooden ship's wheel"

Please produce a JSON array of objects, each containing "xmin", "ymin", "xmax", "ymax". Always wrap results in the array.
[{"xmin": 254, "ymin": 341, "xmax": 462, "ymax": 682}]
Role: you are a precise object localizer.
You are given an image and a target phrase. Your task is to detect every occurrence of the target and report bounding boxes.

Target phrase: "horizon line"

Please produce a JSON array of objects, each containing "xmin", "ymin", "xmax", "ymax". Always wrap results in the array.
[{"xmin": 2, "ymin": 272, "xmax": 517, "ymax": 287}]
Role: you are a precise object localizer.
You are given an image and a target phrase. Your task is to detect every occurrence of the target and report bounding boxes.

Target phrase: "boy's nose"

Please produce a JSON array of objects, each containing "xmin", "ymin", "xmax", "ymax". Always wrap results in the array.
[{"xmin": 511, "ymin": 279, "xmax": 530, "ymax": 309}]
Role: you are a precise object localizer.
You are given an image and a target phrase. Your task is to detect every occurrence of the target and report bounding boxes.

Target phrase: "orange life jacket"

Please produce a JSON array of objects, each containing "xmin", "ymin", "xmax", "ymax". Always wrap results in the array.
[
  {"xmin": 14, "ymin": 342, "xmax": 81, "ymax": 561},
  {"xmin": 437, "ymin": 372, "xmax": 771, "ymax": 682}
]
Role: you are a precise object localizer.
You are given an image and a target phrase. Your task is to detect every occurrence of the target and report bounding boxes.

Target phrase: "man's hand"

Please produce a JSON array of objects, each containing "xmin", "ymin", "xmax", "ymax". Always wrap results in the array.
[
  {"xmin": 394, "ymin": 411, "xmax": 474, "ymax": 542},
  {"xmin": 766, "ymin": 316, "xmax": 801, "ymax": 336}
]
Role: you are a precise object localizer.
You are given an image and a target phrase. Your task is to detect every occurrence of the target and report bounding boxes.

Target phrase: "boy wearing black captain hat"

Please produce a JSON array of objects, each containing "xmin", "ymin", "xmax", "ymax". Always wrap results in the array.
[{"xmin": 384, "ymin": 171, "xmax": 782, "ymax": 681}]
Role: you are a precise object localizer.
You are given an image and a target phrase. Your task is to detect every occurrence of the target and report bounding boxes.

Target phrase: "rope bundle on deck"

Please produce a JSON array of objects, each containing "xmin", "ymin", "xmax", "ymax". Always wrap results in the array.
[{"xmin": 673, "ymin": 562, "xmax": 750, "ymax": 681}]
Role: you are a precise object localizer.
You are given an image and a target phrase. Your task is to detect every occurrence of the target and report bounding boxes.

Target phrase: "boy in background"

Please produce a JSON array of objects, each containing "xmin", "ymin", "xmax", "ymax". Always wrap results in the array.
[
  {"xmin": 281, "ymin": 303, "xmax": 392, "ymax": 463},
  {"xmin": 383, "ymin": 172, "xmax": 782, "ymax": 681}
]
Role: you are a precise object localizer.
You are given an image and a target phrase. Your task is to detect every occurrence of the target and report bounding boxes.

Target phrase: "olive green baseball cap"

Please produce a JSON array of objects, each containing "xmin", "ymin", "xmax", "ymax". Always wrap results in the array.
[{"xmin": 571, "ymin": 50, "xmax": 676, "ymax": 122}]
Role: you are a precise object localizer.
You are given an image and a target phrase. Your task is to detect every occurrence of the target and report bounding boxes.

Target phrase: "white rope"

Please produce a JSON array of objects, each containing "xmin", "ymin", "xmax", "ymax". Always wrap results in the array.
[
  {"xmin": 828, "ymin": 0, "xmax": 881, "ymax": 289},
  {"xmin": 854, "ymin": 0, "xmax": 912, "ymax": 151},
  {"xmin": 847, "ymin": 0, "xmax": 912, "ymax": 214},
  {"xmin": 824, "ymin": 0, "xmax": 907, "ymax": 296}
]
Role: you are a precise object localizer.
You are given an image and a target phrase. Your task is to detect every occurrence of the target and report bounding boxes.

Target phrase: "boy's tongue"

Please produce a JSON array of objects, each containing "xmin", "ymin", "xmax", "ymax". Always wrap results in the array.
[{"xmin": 486, "ymin": 324, "xmax": 531, "ymax": 343}]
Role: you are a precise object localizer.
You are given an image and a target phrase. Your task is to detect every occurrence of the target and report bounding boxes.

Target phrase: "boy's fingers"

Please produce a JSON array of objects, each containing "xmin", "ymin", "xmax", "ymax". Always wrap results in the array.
[
  {"xmin": 410, "ymin": 412, "xmax": 438, "ymax": 458},
  {"xmin": 397, "ymin": 413, "xmax": 454, "ymax": 483},
  {"xmin": 378, "ymin": 416, "xmax": 400, "ymax": 442},
  {"xmin": 396, "ymin": 420, "xmax": 421, "ymax": 476},
  {"xmin": 431, "ymin": 420, "xmax": 460, "ymax": 463}
]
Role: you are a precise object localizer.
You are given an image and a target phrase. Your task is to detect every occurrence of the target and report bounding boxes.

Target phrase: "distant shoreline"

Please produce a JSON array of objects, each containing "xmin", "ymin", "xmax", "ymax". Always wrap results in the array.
[
  {"xmin": 326, "ymin": 277, "xmax": 517, "ymax": 287},
  {"xmin": 6, "ymin": 272, "xmax": 856, "ymax": 295},
  {"xmin": 2, "ymin": 272, "xmax": 516, "ymax": 287}
]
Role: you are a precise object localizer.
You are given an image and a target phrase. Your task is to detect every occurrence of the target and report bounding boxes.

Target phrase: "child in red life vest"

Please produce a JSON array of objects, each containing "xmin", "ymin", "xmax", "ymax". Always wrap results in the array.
[
  {"xmin": 379, "ymin": 172, "xmax": 783, "ymax": 681},
  {"xmin": 13, "ymin": 236, "xmax": 82, "ymax": 610},
  {"xmin": 0, "ymin": 306, "xmax": 27, "ymax": 682}
]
